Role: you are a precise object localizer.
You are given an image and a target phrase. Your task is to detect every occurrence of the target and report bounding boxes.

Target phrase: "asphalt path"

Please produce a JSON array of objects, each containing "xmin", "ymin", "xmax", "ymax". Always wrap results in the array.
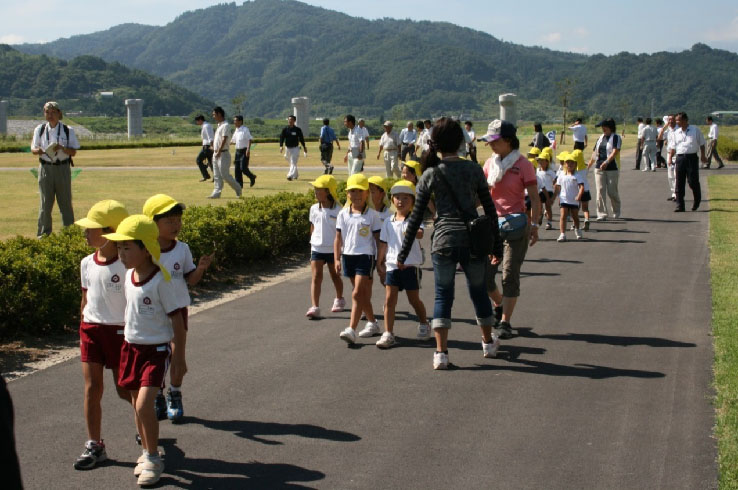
[{"xmin": 8, "ymin": 152, "xmax": 719, "ymax": 489}]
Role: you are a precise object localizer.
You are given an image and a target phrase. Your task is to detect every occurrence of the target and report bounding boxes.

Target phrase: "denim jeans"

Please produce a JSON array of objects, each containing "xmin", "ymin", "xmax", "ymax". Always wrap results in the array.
[{"xmin": 431, "ymin": 247, "xmax": 494, "ymax": 330}]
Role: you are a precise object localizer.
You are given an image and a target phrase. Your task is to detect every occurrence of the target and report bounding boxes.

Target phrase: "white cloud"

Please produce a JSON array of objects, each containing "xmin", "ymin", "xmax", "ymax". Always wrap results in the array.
[
  {"xmin": 541, "ymin": 32, "xmax": 562, "ymax": 43},
  {"xmin": 705, "ymin": 16, "xmax": 738, "ymax": 42},
  {"xmin": 0, "ymin": 34, "xmax": 25, "ymax": 44},
  {"xmin": 574, "ymin": 27, "xmax": 589, "ymax": 37}
]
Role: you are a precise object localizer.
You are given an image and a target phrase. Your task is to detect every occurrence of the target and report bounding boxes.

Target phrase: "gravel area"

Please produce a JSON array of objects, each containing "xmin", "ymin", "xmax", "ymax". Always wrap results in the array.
[{"xmin": 6, "ymin": 119, "xmax": 93, "ymax": 139}]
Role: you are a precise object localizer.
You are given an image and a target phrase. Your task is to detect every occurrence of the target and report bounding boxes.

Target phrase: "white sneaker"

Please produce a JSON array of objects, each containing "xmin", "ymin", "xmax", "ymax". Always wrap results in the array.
[
  {"xmin": 482, "ymin": 337, "xmax": 500, "ymax": 358},
  {"xmin": 376, "ymin": 332, "xmax": 396, "ymax": 349},
  {"xmin": 596, "ymin": 216, "xmax": 606, "ymax": 221},
  {"xmin": 133, "ymin": 452, "xmax": 147, "ymax": 477},
  {"xmin": 358, "ymin": 321, "xmax": 380, "ymax": 338},
  {"xmin": 544, "ymin": 221, "xmax": 552, "ymax": 230},
  {"xmin": 417, "ymin": 323, "xmax": 431, "ymax": 340},
  {"xmin": 575, "ymin": 229, "xmax": 583, "ymax": 240},
  {"xmin": 339, "ymin": 327, "xmax": 356, "ymax": 344},
  {"xmin": 557, "ymin": 233, "xmax": 566, "ymax": 242},
  {"xmin": 433, "ymin": 352, "xmax": 449, "ymax": 370},
  {"xmin": 136, "ymin": 456, "xmax": 164, "ymax": 486},
  {"xmin": 570, "ymin": 223, "xmax": 576, "ymax": 231},
  {"xmin": 331, "ymin": 297, "xmax": 345, "ymax": 312},
  {"xmin": 305, "ymin": 306, "xmax": 320, "ymax": 319}
]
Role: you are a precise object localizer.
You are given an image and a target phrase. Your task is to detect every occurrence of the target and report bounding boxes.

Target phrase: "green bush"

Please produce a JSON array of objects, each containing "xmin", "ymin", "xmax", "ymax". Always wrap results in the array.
[{"xmin": 718, "ymin": 136, "xmax": 738, "ymax": 161}]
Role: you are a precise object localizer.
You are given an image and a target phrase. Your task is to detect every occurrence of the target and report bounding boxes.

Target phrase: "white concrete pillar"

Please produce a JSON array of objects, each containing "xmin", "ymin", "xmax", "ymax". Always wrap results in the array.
[
  {"xmin": 499, "ymin": 93, "xmax": 517, "ymax": 126},
  {"xmin": 291, "ymin": 97, "xmax": 310, "ymax": 137},
  {"xmin": 124, "ymin": 99, "xmax": 143, "ymax": 138},
  {"xmin": 0, "ymin": 101, "xmax": 7, "ymax": 135}
]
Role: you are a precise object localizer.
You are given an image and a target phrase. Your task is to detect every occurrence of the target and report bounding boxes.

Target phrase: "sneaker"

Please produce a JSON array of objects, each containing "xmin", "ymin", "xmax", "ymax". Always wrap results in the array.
[
  {"xmin": 206, "ymin": 194, "xmax": 220, "ymax": 199},
  {"xmin": 166, "ymin": 389, "xmax": 183, "ymax": 423},
  {"xmin": 250, "ymin": 176, "xmax": 256, "ymax": 187},
  {"xmin": 328, "ymin": 165, "xmax": 335, "ymax": 174},
  {"xmin": 339, "ymin": 326, "xmax": 356, "ymax": 344},
  {"xmin": 74, "ymin": 440, "xmax": 107, "ymax": 470},
  {"xmin": 575, "ymin": 229, "xmax": 583, "ymax": 240},
  {"xmin": 494, "ymin": 305, "xmax": 503, "ymax": 323},
  {"xmin": 583, "ymin": 220, "xmax": 590, "ymax": 231},
  {"xmin": 136, "ymin": 455, "xmax": 164, "ymax": 486},
  {"xmin": 155, "ymin": 393, "xmax": 167, "ymax": 421},
  {"xmin": 305, "ymin": 306, "xmax": 320, "ymax": 319},
  {"xmin": 376, "ymin": 332, "xmax": 396, "ymax": 349},
  {"xmin": 433, "ymin": 352, "xmax": 449, "ymax": 370},
  {"xmin": 331, "ymin": 297, "xmax": 346, "ymax": 312},
  {"xmin": 135, "ymin": 433, "xmax": 142, "ymax": 446},
  {"xmin": 358, "ymin": 321, "xmax": 380, "ymax": 338},
  {"xmin": 544, "ymin": 221, "xmax": 552, "ymax": 230},
  {"xmin": 495, "ymin": 321, "xmax": 514, "ymax": 340},
  {"xmin": 570, "ymin": 223, "xmax": 576, "ymax": 231},
  {"xmin": 133, "ymin": 451, "xmax": 147, "ymax": 476},
  {"xmin": 596, "ymin": 216, "xmax": 606, "ymax": 221},
  {"xmin": 198, "ymin": 177, "xmax": 209, "ymax": 182},
  {"xmin": 557, "ymin": 233, "xmax": 566, "ymax": 242},
  {"xmin": 482, "ymin": 337, "xmax": 500, "ymax": 358},
  {"xmin": 417, "ymin": 323, "xmax": 431, "ymax": 340},
  {"xmin": 651, "ymin": 168, "xmax": 656, "ymax": 172}
]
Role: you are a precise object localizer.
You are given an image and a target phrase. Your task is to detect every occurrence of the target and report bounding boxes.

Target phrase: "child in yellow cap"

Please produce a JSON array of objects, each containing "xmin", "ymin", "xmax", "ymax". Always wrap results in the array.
[
  {"xmin": 570, "ymin": 149, "xmax": 592, "ymax": 230},
  {"xmin": 376, "ymin": 180, "xmax": 429, "ymax": 348},
  {"xmin": 73, "ymin": 200, "xmax": 132, "ymax": 470},
  {"xmin": 143, "ymin": 194, "xmax": 212, "ymax": 423},
  {"xmin": 536, "ymin": 150, "xmax": 556, "ymax": 230},
  {"xmin": 306, "ymin": 175, "xmax": 345, "ymax": 319},
  {"xmin": 335, "ymin": 174, "xmax": 383, "ymax": 344},
  {"xmin": 367, "ymin": 176, "xmax": 392, "ymax": 288},
  {"xmin": 401, "ymin": 160, "xmax": 422, "ymax": 185},
  {"xmin": 554, "ymin": 153, "xmax": 584, "ymax": 242},
  {"xmin": 527, "ymin": 146, "xmax": 541, "ymax": 167},
  {"xmin": 104, "ymin": 215, "xmax": 183, "ymax": 487}
]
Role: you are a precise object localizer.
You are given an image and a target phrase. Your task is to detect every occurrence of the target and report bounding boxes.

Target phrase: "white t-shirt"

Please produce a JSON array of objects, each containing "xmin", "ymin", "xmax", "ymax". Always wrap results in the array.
[
  {"xmin": 158, "ymin": 241, "xmax": 196, "ymax": 309},
  {"xmin": 360, "ymin": 126, "xmax": 370, "ymax": 142},
  {"xmin": 642, "ymin": 125, "xmax": 658, "ymax": 143},
  {"xmin": 213, "ymin": 121, "xmax": 232, "ymax": 153},
  {"xmin": 569, "ymin": 123, "xmax": 587, "ymax": 143},
  {"xmin": 123, "ymin": 269, "xmax": 181, "ymax": 345},
  {"xmin": 348, "ymin": 127, "xmax": 365, "ymax": 157},
  {"xmin": 336, "ymin": 207, "xmax": 382, "ymax": 256},
  {"xmin": 557, "ymin": 173, "xmax": 585, "ymax": 205},
  {"xmin": 374, "ymin": 206, "xmax": 393, "ymax": 257},
  {"xmin": 80, "ymin": 252, "xmax": 127, "ymax": 325},
  {"xmin": 537, "ymin": 168, "xmax": 556, "ymax": 192},
  {"xmin": 201, "ymin": 122, "xmax": 214, "ymax": 145},
  {"xmin": 232, "ymin": 126, "xmax": 252, "ymax": 149},
  {"xmin": 467, "ymin": 129, "xmax": 476, "ymax": 148},
  {"xmin": 380, "ymin": 216, "xmax": 424, "ymax": 271},
  {"xmin": 575, "ymin": 169, "xmax": 590, "ymax": 192},
  {"xmin": 664, "ymin": 127, "xmax": 676, "ymax": 151},
  {"xmin": 709, "ymin": 123, "xmax": 719, "ymax": 140},
  {"xmin": 31, "ymin": 123, "xmax": 81, "ymax": 163},
  {"xmin": 309, "ymin": 202, "xmax": 341, "ymax": 253},
  {"xmin": 379, "ymin": 131, "xmax": 400, "ymax": 151},
  {"xmin": 674, "ymin": 125, "xmax": 706, "ymax": 155},
  {"xmin": 637, "ymin": 123, "xmax": 646, "ymax": 139}
]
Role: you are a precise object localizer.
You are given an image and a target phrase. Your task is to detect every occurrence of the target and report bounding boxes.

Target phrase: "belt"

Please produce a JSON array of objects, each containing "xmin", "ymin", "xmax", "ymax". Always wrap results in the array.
[
  {"xmin": 39, "ymin": 158, "xmax": 70, "ymax": 165},
  {"xmin": 676, "ymin": 153, "xmax": 697, "ymax": 156}
]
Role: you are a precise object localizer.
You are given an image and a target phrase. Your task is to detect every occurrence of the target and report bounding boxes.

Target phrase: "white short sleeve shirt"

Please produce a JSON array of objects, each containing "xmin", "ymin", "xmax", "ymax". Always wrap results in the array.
[
  {"xmin": 158, "ymin": 241, "xmax": 196, "ymax": 309},
  {"xmin": 674, "ymin": 125, "xmax": 706, "ymax": 154},
  {"xmin": 380, "ymin": 217, "xmax": 424, "ymax": 270},
  {"xmin": 80, "ymin": 252, "xmax": 127, "ymax": 325},
  {"xmin": 709, "ymin": 123, "xmax": 719, "ymax": 140},
  {"xmin": 569, "ymin": 124, "xmax": 587, "ymax": 143},
  {"xmin": 309, "ymin": 203, "xmax": 341, "ymax": 253},
  {"xmin": 336, "ymin": 207, "xmax": 382, "ymax": 256},
  {"xmin": 123, "ymin": 269, "xmax": 180, "ymax": 345},
  {"xmin": 233, "ymin": 126, "xmax": 252, "ymax": 149},
  {"xmin": 213, "ymin": 122, "xmax": 232, "ymax": 153},
  {"xmin": 201, "ymin": 122, "xmax": 214, "ymax": 145},
  {"xmin": 537, "ymin": 168, "xmax": 556, "ymax": 192},
  {"xmin": 31, "ymin": 123, "xmax": 81, "ymax": 163},
  {"xmin": 558, "ymin": 173, "xmax": 585, "ymax": 205},
  {"xmin": 348, "ymin": 127, "xmax": 365, "ymax": 151}
]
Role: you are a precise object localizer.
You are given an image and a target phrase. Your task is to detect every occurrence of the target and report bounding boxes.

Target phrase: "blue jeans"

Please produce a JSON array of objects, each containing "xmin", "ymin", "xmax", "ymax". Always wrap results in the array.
[{"xmin": 431, "ymin": 247, "xmax": 494, "ymax": 330}]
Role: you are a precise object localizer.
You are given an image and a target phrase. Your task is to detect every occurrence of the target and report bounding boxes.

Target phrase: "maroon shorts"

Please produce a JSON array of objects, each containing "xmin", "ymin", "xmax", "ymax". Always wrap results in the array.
[
  {"xmin": 79, "ymin": 321, "xmax": 125, "ymax": 370},
  {"xmin": 118, "ymin": 341, "xmax": 171, "ymax": 391}
]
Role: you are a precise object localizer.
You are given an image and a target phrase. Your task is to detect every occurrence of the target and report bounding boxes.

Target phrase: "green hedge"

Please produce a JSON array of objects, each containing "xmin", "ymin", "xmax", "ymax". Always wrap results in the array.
[
  {"xmin": 0, "ymin": 191, "xmax": 316, "ymax": 339},
  {"xmin": 718, "ymin": 136, "xmax": 738, "ymax": 161}
]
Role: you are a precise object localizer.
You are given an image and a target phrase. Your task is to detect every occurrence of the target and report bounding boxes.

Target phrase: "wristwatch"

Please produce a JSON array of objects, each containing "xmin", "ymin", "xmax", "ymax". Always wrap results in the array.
[{"xmin": 531, "ymin": 223, "xmax": 539, "ymax": 228}]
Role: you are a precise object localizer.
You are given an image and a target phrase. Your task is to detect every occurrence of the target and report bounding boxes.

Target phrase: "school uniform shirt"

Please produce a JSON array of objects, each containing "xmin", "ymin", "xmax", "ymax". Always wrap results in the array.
[
  {"xmin": 537, "ymin": 168, "xmax": 556, "ymax": 192},
  {"xmin": 336, "ymin": 207, "xmax": 382, "ymax": 256},
  {"xmin": 709, "ymin": 123, "xmax": 719, "ymax": 140},
  {"xmin": 159, "ymin": 241, "xmax": 196, "ymax": 309},
  {"xmin": 373, "ymin": 206, "xmax": 394, "ymax": 257},
  {"xmin": 380, "ymin": 216, "xmax": 424, "ymax": 271},
  {"xmin": 80, "ymin": 251, "xmax": 127, "ymax": 325},
  {"xmin": 379, "ymin": 131, "xmax": 400, "ymax": 151},
  {"xmin": 31, "ymin": 122, "xmax": 80, "ymax": 163},
  {"xmin": 213, "ymin": 121, "xmax": 232, "ymax": 153},
  {"xmin": 674, "ymin": 125, "xmax": 706, "ymax": 155},
  {"xmin": 123, "ymin": 269, "xmax": 181, "ymax": 345},
  {"xmin": 233, "ymin": 126, "xmax": 252, "ymax": 150},
  {"xmin": 569, "ymin": 124, "xmax": 587, "ymax": 143},
  {"xmin": 201, "ymin": 122, "xmax": 214, "ymax": 146},
  {"xmin": 558, "ymin": 173, "xmax": 585, "ymax": 205},
  {"xmin": 309, "ymin": 203, "xmax": 341, "ymax": 254}
]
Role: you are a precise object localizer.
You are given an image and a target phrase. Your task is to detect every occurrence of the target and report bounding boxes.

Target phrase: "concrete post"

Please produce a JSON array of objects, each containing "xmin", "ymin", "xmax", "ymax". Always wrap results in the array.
[
  {"xmin": 498, "ymin": 93, "xmax": 517, "ymax": 126},
  {"xmin": 0, "ymin": 101, "xmax": 7, "ymax": 135},
  {"xmin": 291, "ymin": 97, "xmax": 310, "ymax": 137},
  {"xmin": 124, "ymin": 99, "xmax": 143, "ymax": 138}
]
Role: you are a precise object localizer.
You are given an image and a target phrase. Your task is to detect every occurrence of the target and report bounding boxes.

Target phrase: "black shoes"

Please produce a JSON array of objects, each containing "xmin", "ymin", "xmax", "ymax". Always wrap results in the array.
[
  {"xmin": 496, "ymin": 321, "xmax": 514, "ymax": 340},
  {"xmin": 692, "ymin": 202, "xmax": 700, "ymax": 211}
]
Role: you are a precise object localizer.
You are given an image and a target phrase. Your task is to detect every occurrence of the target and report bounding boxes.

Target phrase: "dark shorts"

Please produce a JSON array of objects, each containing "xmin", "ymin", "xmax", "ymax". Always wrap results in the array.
[
  {"xmin": 118, "ymin": 342, "xmax": 171, "ymax": 391},
  {"xmin": 385, "ymin": 266, "xmax": 421, "ymax": 291},
  {"xmin": 560, "ymin": 203, "xmax": 579, "ymax": 209},
  {"xmin": 581, "ymin": 191, "xmax": 591, "ymax": 203},
  {"xmin": 311, "ymin": 251, "xmax": 335, "ymax": 264},
  {"xmin": 79, "ymin": 321, "xmax": 125, "ymax": 370},
  {"xmin": 525, "ymin": 196, "xmax": 531, "ymax": 210},
  {"xmin": 573, "ymin": 141, "xmax": 585, "ymax": 150},
  {"xmin": 539, "ymin": 190, "xmax": 554, "ymax": 202},
  {"xmin": 342, "ymin": 254, "xmax": 375, "ymax": 277}
]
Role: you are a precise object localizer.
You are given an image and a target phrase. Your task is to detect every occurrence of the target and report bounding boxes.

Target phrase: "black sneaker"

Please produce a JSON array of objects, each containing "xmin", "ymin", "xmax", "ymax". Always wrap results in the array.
[
  {"xmin": 495, "ymin": 321, "xmax": 514, "ymax": 340},
  {"xmin": 155, "ymin": 392, "xmax": 167, "ymax": 421},
  {"xmin": 135, "ymin": 433, "xmax": 142, "ymax": 445},
  {"xmin": 250, "ymin": 176, "xmax": 257, "ymax": 187},
  {"xmin": 167, "ymin": 388, "xmax": 184, "ymax": 423},
  {"xmin": 74, "ymin": 440, "xmax": 107, "ymax": 470}
]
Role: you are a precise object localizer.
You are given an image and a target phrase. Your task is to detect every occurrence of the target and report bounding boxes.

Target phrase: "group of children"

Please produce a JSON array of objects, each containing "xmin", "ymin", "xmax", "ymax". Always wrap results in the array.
[{"xmin": 74, "ymin": 194, "xmax": 211, "ymax": 486}]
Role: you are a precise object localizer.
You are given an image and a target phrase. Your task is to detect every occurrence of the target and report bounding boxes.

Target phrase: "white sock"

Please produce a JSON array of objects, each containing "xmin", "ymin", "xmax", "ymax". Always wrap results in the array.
[{"xmin": 170, "ymin": 385, "xmax": 181, "ymax": 393}]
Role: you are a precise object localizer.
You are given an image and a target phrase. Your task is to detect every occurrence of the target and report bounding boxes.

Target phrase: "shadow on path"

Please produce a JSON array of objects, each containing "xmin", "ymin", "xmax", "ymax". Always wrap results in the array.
[
  {"xmin": 515, "ymin": 328, "xmax": 696, "ymax": 348},
  {"xmin": 454, "ymin": 360, "xmax": 666, "ymax": 379}
]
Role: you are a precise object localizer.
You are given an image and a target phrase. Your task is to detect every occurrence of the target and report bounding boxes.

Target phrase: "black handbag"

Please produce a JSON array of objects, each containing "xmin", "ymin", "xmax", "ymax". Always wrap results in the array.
[{"xmin": 435, "ymin": 167, "xmax": 495, "ymax": 257}]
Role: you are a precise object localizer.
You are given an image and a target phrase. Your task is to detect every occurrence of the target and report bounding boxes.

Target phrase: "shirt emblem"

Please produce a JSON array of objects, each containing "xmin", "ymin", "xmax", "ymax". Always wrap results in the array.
[
  {"xmin": 359, "ymin": 226, "xmax": 370, "ymax": 237},
  {"xmin": 111, "ymin": 274, "xmax": 120, "ymax": 283},
  {"xmin": 174, "ymin": 263, "xmax": 181, "ymax": 271},
  {"xmin": 143, "ymin": 297, "xmax": 152, "ymax": 305}
]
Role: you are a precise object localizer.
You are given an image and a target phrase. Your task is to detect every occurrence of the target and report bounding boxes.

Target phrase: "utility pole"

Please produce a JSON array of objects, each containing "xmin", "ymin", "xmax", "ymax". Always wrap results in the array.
[
  {"xmin": 619, "ymin": 101, "xmax": 630, "ymax": 138},
  {"xmin": 556, "ymin": 78, "xmax": 574, "ymax": 145}
]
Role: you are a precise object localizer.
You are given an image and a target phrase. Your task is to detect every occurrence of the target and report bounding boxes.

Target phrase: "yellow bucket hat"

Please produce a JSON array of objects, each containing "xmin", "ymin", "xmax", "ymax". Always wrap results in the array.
[
  {"xmin": 75, "ymin": 200, "xmax": 129, "ymax": 230},
  {"xmin": 368, "ymin": 176, "xmax": 389, "ymax": 193},
  {"xmin": 310, "ymin": 174, "xmax": 340, "ymax": 203},
  {"xmin": 570, "ymin": 149, "xmax": 587, "ymax": 170},
  {"xmin": 142, "ymin": 194, "xmax": 184, "ymax": 219},
  {"xmin": 528, "ymin": 147, "xmax": 541, "ymax": 156},
  {"xmin": 390, "ymin": 179, "xmax": 416, "ymax": 196},
  {"xmin": 557, "ymin": 151, "xmax": 572, "ymax": 162},
  {"xmin": 346, "ymin": 173, "xmax": 369, "ymax": 191},
  {"xmin": 403, "ymin": 160, "xmax": 422, "ymax": 177},
  {"xmin": 103, "ymin": 214, "xmax": 171, "ymax": 281}
]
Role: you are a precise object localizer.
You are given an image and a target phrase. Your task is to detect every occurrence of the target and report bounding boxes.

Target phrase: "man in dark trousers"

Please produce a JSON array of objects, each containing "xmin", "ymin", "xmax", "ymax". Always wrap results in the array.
[
  {"xmin": 231, "ymin": 115, "xmax": 256, "ymax": 187},
  {"xmin": 279, "ymin": 115, "xmax": 307, "ymax": 181},
  {"xmin": 194, "ymin": 115, "xmax": 214, "ymax": 182},
  {"xmin": 669, "ymin": 112, "xmax": 707, "ymax": 212},
  {"xmin": 319, "ymin": 118, "xmax": 341, "ymax": 174}
]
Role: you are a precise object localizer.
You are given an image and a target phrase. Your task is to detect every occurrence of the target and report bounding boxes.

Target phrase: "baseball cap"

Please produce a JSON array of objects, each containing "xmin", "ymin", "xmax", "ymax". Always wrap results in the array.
[
  {"xmin": 346, "ymin": 173, "xmax": 369, "ymax": 191},
  {"xmin": 368, "ymin": 176, "xmax": 389, "ymax": 192},
  {"xmin": 478, "ymin": 119, "xmax": 517, "ymax": 142},
  {"xmin": 75, "ymin": 200, "xmax": 129, "ymax": 230},
  {"xmin": 310, "ymin": 175, "xmax": 340, "ymax": 203},
  {"xmin": 403, "ymin": 160, "xmax": 422, "ymax": 177},
  {"xmin": 383, "ymin": 120, "xmax": 393, "ymax": 127},
  {"xmin": 390, "ymin": 179, "xmax": 416, "ymax": 196},
  {"xmin": 142, "ymin": 194, "xmax": 184, "ymax": 219},
  {"xmin": 103, "ymin": 214, "xmax": 171, "ymax": 281}
]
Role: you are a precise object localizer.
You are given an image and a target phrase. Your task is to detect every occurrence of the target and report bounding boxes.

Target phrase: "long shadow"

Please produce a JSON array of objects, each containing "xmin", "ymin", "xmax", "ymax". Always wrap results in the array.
[
  {"xmin": 710, "ymin": 198, "xmax": 738, "ymax": 202},
  {"xmin": 520, "ymin": 271, "xmax": 560, "ymax": 278},
  {"xmin": 157, "ymin": 438, "xmax": 325, "ymax": 489},
  {"xmin": 515, "ymin": 328, "xmax": 696, "ymax": 348},
  {"xmin": 454, "ymin": 359, "xmax": 665, "ymax": 379},
  {"xmin": 622, "ymin": 218, "xmax": 697, "ymax": 224},
  {"xmin": 182, "ymin": 417, "xmax": 361, "ymax": 445},
  {"xmin": 709, "ymin": 208, "xmax": 738, "ymax": 213},
  {"xmin": 588, "ymin": 228, "xmax": 649, "ymax": 234},
  {"xmin": 526, "ymin": 258, "xmax": 583, "ymax": 264},
  {"xmin": 583, "ymin": 238, "xmax": 646, "ymax": 244}
]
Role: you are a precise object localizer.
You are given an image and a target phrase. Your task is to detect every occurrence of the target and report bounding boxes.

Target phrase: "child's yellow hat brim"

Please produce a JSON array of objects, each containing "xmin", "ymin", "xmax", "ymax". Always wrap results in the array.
[
  {"xmin": 103, "ymin": 214, "xmax": 171, "ymax": 281},
  {"xmin": 403, "ymin": 160, "xmax": 422, "ymax": 176},
  {"xmin": 75, "ymin": 199, "xmax": 129, "ymax": 230},
  {"xmin": 390, "ymin": 179, "xmax": 416, "ymax": 196},
  {"xmin": 142, "ymin": 194, "xmax": 183, "ymax": 219},
  {"xmin": 368, "ymin": 176, "xmax": 389, "ymax": 192},
  {"xmin": 310, "ymin": 175, "xmax": 339, "ymax": 202},
  {"xmin": 346, "ymin": 173, "xmax": 369, "ymax": 191}
]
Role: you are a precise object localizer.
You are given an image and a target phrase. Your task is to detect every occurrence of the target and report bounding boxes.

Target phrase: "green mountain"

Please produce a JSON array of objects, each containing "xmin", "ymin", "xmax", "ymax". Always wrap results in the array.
[
  {"xmin": 0, "ymin": 44, "xmax": 214, "ymax": 116},
  {"xmin": 15, "ymin": 0, "xmax": 738, "ymax": 120}
]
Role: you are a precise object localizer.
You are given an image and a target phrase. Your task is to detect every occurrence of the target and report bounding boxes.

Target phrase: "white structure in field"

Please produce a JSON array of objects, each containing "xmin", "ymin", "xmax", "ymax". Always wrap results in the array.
[
  {"xmin": 124, "ymin": 99, "xmax": 143, "ymax": 138},
  {"xmin": 291, "ymin": 97, "xmax": 310, "ymax": 137},
  {"xmin": 499, "ymin": 93, "xmax": 517, "ymax": 126},
  {"xmin": 0, "ymin": 100, "xmax": 7, "ymax": 135}
]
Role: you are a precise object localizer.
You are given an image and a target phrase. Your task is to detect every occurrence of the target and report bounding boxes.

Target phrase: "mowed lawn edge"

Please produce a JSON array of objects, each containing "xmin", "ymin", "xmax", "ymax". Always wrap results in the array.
[{"xmin": 709, "ymin": 173, "xmax": 738, "ymax": 489}]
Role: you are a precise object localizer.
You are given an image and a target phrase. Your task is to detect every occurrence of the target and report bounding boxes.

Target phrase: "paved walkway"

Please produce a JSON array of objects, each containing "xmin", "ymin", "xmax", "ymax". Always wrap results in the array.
[{"xmin": 7, "ymin": 153, "xmax": 718, "ymax": 489}]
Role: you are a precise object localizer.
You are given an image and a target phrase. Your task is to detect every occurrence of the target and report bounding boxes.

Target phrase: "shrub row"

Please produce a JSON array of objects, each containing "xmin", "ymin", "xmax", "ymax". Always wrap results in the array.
[
  {"xmin": 718, "ymin": 136, "xmax": 738, "ymax": 161},
  {"xmin": 0, "ymin": 191, "xmax": 316, "ymax": 339}
]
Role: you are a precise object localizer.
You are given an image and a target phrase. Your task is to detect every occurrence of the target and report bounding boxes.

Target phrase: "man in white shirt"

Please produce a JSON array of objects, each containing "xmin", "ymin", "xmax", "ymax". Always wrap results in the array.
[
  {"xmin": 569, "ymin": 117, "xmax": 588, "ymax": 151},
  {"xmin": 658, "ymin": 115, "xmax": 678, "ymax": 201},
  {"xmin": 639, "ymin": 118, "xmax": 658, "ymax": 172},
  {"xmin": 704, "ymin": 116, "xmax": 725, "ymax": 169},
  {"xmin": 376, "ymin": 121, "xmax": 401, "ymax": 178},
  {"xmin": 464, "ymin": 121, "xmax": 477, "ymax": 162},
  {"xmin": 208, "ymin": 106, "xmax": 242, "ymax": 199},
  {"xmin": 399, "ymin": 121, "xmax": 417, "ymax": 161},
  {"xmin": 669, "ymin": 112, "xmax": 707, "ymax": 212},
  {"xmin": 194, "ymin": 115, "xmax": 214, "ymax": 182},
  {"xmin": 231, "ymin": 115, "xmax": 256, "ymax": 188},
  {"xmin": 634, "ymin": 117, "xmax": 645, "ymax": 170},
  {"xmin": 30, "ymin": 101, "xmax": 80, "ymax": 237},
  {"xmin": 358, "ymin": 119, "xmax": 370, "ymax": 158},
  {"xmin": 343, "ymin": 114, "xmax": 365, "ymax": 176}
]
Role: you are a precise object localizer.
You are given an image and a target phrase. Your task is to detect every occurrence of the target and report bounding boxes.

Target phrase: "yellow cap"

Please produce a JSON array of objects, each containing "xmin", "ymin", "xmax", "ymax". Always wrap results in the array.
[
  {"xmin": 528, "ymin": 147, "xmax": 541, "ymax": 156},
  {"xmin": 310, "ymin": 174, "xmax": 340, "ymax": 203},
  {"xmin": 75, "ymin": 200, "xmax": 129, "ymax": 230},
  {"xmin": 557, "ymin": 151, "xmax": 572, "ymax": 161},
  {"xmin": 142, "ymin": 194, "xmax": 183, "ymax": 219},
  {"xmin": 346, "ymin": 173, "xmax": 370, "ymax": 191},
  {"xmin": 368, "ymin": 176, "xmax": 389, "ymax": 192},
  {"xmin": 403, "ymin": 160, "xmax": 422, "ymax": 177},
  {"xmin": 540, "ymin": 147, "xmax": 553, "ymax": 158},
  {"xmin": 103, "ymin": 214, "xmax": 171, "ymax": 281},
  {"xmin": 570, "ymin": 149, "xmax": 587, "ymax": 170},
  {"xmin": 390, "ymin": 179, "xmax": 416, "ymax": 196}
]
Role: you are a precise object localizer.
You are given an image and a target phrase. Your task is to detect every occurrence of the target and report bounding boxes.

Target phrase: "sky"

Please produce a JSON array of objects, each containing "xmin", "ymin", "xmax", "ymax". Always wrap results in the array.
[{"xmin": 1, "ymin": 0, "xmax": 737, "ymax": 55}]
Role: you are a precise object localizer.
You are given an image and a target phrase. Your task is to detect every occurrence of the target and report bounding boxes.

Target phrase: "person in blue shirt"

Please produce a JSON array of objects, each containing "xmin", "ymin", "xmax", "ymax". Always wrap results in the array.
[{"xmin": 319, "ymin": 118, "xmax": 341, "ymax": 175}]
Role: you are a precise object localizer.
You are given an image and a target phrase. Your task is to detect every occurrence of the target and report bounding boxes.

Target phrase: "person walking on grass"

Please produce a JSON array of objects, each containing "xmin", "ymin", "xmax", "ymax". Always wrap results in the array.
[
  {"xmin": 194, "ymin": 115, "xmax": 214, "ymax": 182},
  {"xmin": 669, "ymin": 112, "xmax": 707, "ymax": 212},
  {"xmin": 231, "ymin": 115, "xmax": 256, "ymax": 188},
  {"xmin": 319, "ymin": 118, "xmax": 341, "ymax": 175},
  {"xmin": 207, "ymin": 107, "xmax": 242, "ymax": 199},
  {"xmin": 280, "ymin": 115, "xmax": 307, "ymax": 181},
  {"xmin": 344, "ymin": 115, "xmax": 365, "ymax": 176},
  {"xmin": 704, "ymin": 115, "xmax": 725, "ymax": 169},
  {"xmin": 377, "ymin": 121, "xmax": 401, "ymax": 178}
]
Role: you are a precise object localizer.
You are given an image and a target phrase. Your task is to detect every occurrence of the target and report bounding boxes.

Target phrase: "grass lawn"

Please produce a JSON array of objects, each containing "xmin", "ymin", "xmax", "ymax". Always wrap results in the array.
[{"xmin": 709, "ymin": 174, "xmax": 738, "ymax": 489}]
